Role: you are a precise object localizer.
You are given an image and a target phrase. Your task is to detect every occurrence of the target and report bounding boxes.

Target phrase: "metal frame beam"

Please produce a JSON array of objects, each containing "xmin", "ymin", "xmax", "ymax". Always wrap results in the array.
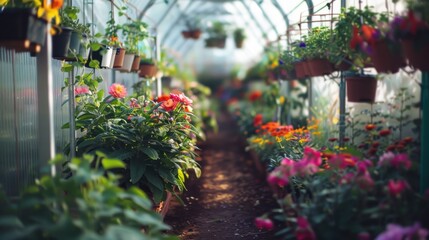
[
  {"xmin": 253, "ymin": 1, "xmax": 279, "ymax": 36},
  {"xmin": 237, "ymin": 1, "xmax": 268, "ymax": 41},
  {"xmin": 231, "ymin": 2, "xmax": 265, "ymax": 45},
  {"xmin": 271, "ymin": 0, "xmax": 290, "ymax": 28},
  {"xmin": 138, "ymin": 0, "xmax": 156, "ymax": 20},
  {"xmin": 154, "ymin": 0, "xmax": 178, "ymax": 28}
]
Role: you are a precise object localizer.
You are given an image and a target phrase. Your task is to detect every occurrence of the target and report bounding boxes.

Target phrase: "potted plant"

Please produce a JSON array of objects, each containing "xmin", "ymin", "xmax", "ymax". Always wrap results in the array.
[
  {"xmin": 290, "ymin": 39, "xmax": 312, "ymax": 78},
  {"xmin": 279, "ymin": 50, "xmax": 298, "ymax": 80},
  {"xmin": 104, "ymin": 12, "xmax": 125, "ymax": 69},
  {"xmin": 55, "ymin": 5, "xmax": 91, "ymax": 61},
  {"xmin": 120, "ymin": 20, "xmax": 148, "ymax": 72},
  {"xmin": 233, "ymin": 27, "xmax": 246, "ymax": 48},
  {"xmin": 391, "ymin": 5, "xmax": 429, "ymax": 71},
  {"xmin": 330, "ymin": 6, "xmax": 380, "ymax": 70},
  {"xmin": 0, "ymin": 0, "xmax": 62, "ymax": 54},
  {"xmin": 305, "ymin": 26, "xmax": 335, "ymax": 76},
  {"xmin": 139, "ymin": 57, "xmax": 157, "ymax": 78},
  {"xmin": 182, "ymin": 18, "xmax": 202, "ymax": 40},
  {"xmin": 205, "ymin": 21, "xmax": 227, "ymax": 48}
]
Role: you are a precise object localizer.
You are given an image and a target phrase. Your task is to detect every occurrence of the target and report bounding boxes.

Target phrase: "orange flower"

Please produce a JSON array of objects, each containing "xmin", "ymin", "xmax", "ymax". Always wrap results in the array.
[
  {"xmin": 162, "ymin": 99, "xmax": 177, "ymax": 111},
  {"xmin": 156, "ymin": 95, "xmax": 170, "ymax": 102},
  {"xmin": 365, "ymin": 124, "xmax": 376, "ymax": 131},
  {"xmin": 248, "ymin": 91, "xmax": 262, "ymax": 101}
]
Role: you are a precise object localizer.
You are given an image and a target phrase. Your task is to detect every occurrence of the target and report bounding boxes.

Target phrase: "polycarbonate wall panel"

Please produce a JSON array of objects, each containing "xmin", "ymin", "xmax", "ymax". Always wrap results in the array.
[
  {"xmin": 0, "ymin": 48, "xmax": 39, "ymax": 196},
  {"xmin": 52, "ymin": 60, "xmax": 70, "ymax": 154},
  {"xmin": 0, "ymin": 48, "xmax": 18, "ymax": 196}
]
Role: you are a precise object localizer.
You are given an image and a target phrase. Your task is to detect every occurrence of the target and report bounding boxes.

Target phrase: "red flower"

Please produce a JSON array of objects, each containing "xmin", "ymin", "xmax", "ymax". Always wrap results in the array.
[
  {"xmin": 372, "ymin": 142, "xmax": 380, "ymax": 148},
  {"xmin": 350, "ymin": 25, "xmax": 363, "ymax": 49},
  {"xmin": 368, "ymin": 148, "xmax": 378, "ymax": 156},
  {"xmin": 365, "ymin": 124, "xmax": 376, "ymax": 131},
  {"xmin": 295, "ymin": 216, "xmax": 316, "ymax": 240},
  {"xmin": 361, "ymin": 25, "xmax": 377, "ymax": 45},
  {"xmin": 328, "ymin": 138, "xmax": 338, "ymax": 142},
  {"xmin": 156, "ymin": 95, "xmax": 170, "ymax": 102},
  {"xmin": 402, "ymin": 137, "xmax": 413, "ymax": 144},
  {"xmin": 161, "ymin": 99, "xmax": 177, "ymax": 112},
  {"xmin": 379, "ymin": 129, "xmax": 392, "ymax": 137},
  {"xmin": 387, "ymin": 179, "xmax": 408, "ymax": 198},
  {"xmin": 386, "ymin": 145, "xmax": 396, "ymax": 151},
  {"xmin": 343, "ymin": 137, "xmax": 350, "ymax": 142},
  {"xmin": 249, "ymin": 91, "xmax": 262, "ymax": 101},
  {"xmin": 253, "ymin": 114, "xmax": 263, "ymax": 127}
]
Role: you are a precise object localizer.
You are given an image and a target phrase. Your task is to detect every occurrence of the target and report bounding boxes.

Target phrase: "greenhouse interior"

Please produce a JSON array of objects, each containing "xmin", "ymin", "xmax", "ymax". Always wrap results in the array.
[{"xmin": 1, "ymin": 0, "xmax": 429, "ymax": 239}]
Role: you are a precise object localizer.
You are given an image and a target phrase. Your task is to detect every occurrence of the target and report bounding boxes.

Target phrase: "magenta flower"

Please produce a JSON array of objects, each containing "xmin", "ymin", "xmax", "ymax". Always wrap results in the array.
[
  {"xmin": 74, "ymin": 86, "xmax": 90, "ymax": 96},
  {"xmin": 378, "ymin": 152, "xmax": 412, "ymax": 170},
  {"xmin": 108, "ymin": 83, "xmax": 127, "ymax": 99},
  {"xmin": 355, "ymin": 173, "xmax": 375, "ymax": 190},
  {"xmin": 295, "ymin": 216, "xmax": 316, "ymax": 240},
  {"xmin": 129, "ymin": 98, "xmax": 140, "ymax": 108},
  {"xmin": 170, "ymin": 92, "xmax": 193, "ymax": 106},
  {"xmin": 254, "ymin": 217, "xmax": 274, "ymax": 231},
  {"xmin": 357, "ymin": 232, "xmax": 371, "ymax": 240},
  {"xmin": 376, "ymin": 222, "xmax": 428, "ymax": 240},
  {"xmin": 267, "ymin": 169, "xmax": 289, "ymax": 187},
  {"xmin": 387, "ymin": 179, "xmax": 408, "ymax": 198}
]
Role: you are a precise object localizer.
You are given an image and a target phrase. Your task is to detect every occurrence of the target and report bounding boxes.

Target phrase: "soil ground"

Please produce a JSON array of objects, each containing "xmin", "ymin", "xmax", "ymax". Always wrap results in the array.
[{"xmin": 165, "ymin": 112, "xmax": 281, "ymax": 240}]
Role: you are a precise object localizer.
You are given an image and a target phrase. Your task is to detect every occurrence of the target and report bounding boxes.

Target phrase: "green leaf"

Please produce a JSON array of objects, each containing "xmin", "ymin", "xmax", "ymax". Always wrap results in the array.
[
  {"xmin": 0, "ymin": 216, "xmax": 23, "ymax": 228},
  {"xmin": 145, "ymin": 170, "xmax": 164, "ymax": 191},
  {"xmin": 142, "ymin": 148, "xmax": 159, "ymax": 160},
  {"xmin": 130, "ymin": 158, "xmax": 146, "ymax": 184},
  {"xmin": 102, "ymin": 158, "xmax": 125, "ymax": 170},
  {"xmin": 103, "ymin": 225, "xmax": 146, "ymax": 240},
  {"xmin": 88, "ymin": 59, "xmax": 100, "ymax": 68}
]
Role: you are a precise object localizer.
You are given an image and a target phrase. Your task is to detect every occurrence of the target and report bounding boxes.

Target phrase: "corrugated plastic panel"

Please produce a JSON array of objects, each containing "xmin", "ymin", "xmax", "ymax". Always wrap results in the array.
[
  {"xmin": 0, "ymin": 48, "xmax": 18, "ymax": 196},
  {"xmin": 52, "ymin": 60, "xmax": 70, "ymax": 154}
]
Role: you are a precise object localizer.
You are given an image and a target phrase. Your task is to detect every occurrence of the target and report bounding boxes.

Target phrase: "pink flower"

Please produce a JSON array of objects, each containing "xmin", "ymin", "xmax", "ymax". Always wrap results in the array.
[
  {"xmin": 108, "ymin": 83, "xmax": 127, "ymax": 98},
  {"xmin": 357, "ymin": 232, "xmax": 371, "ymax": 240},
  {"xmin": 391, "ymin": 153, "xmax": 412, "ymax": 170},
  {"xmin": 281, "ymin": 157, "xmax": 295, "ymax": 166},
  {"xmin": 303, "ymin": 147, "xmax": 322, "ymax": 166},
  {"xmin": 376, "ymin": 222, "xmax": 428, "ymax": 240},
  {"xmin": 378, "ymin": 152, "xmax": 395, "ymax": 167},
  {"xmin": 254, "ymin": 217, "xmax": 274, "ymax": 231},
  {"xmin": 295, "ymin": 216, "xmax": 316, "ymax": 240},
  {"xmin": 267, "ymin": 170, "xmax": 289, "ymax": 187},
  {"xmin": 340, "ymin": 172, "xmax": 355, "ymax": 185},
  {"xmin": 129, "ymin": 98, "xmax": 140, "ymax": 108},
  {"xmin": 387, "ymin": 179, "xmax": 408, "ymax": 198},
  {"xmin": 355, "ymin": 173, "xmax": 375, "ymax": 190},
  {"xmin": 170, "ymin": 92, "xmax": 193, "ymax": 106},
  {"xmin": 74, "ymin": 86, "xmax": 90, "ymax": 96}
]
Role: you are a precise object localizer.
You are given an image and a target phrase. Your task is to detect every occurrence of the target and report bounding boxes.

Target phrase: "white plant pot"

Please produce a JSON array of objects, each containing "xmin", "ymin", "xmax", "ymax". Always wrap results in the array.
[
  {"xmin": 118, "ymin": 53, "xmax": 135, "ymax": 72},
  {"xmin": 101, "ymin": 46, "xmax": 114, "ymax": 68},
  {"xmin": 109, "ymin": 47, "xmax": 116, "ymax": 68}
]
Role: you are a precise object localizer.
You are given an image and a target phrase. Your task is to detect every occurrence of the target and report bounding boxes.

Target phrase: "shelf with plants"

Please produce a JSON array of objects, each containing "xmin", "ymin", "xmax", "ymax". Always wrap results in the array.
[
  {"xmin": 120, "ymin": 19, "xmax": 149, "ymax": 72},
  {"xmin": 182, "ymin": 17, "xmax": 202, "ymax": 40},
  {"xmin": 205, "ymin": 21, "xmax": 228, "ymax": 48}
]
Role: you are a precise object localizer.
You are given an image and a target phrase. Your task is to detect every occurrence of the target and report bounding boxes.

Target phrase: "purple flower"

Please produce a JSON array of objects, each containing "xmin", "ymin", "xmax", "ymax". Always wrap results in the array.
[
  {"xmin": 376, "ymin": 223, "xmax": 428, "ymax": 240},
  {"xmin": 299, "ymin": 42, "xmax": 306, "ymax": 48},
  {"xmin": 279, "ymin": 59, "xmax": 284, "ymax": 65}
]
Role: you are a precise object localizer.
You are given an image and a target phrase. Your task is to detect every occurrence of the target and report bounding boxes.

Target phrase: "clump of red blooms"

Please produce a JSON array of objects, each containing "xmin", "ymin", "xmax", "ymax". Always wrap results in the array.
[
  {"xmin": 253, "ymin": 114, "xmax": 263, "ymax": 127},
  {"xmin": 254, "ymin": 217, "xmax": 274, "ymax": 231},
  {"xmin": 295, "ymin": 216, "xmax": 316, "ymax": 240},
  {"xmin": 248, "ymin": 90, "xmax": 262, "ymax": 102},
  {"xmin": 387, "ymin": 179, "xmax": 409, "ymax": 198},
  {"xmin": 155, "ymin": 91, "xmax": 193, "ymax": 112}
]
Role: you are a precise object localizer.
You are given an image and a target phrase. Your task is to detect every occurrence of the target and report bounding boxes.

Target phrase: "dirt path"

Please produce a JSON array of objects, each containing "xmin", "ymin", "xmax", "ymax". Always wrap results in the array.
[{"xmin": 165, "ymin": 112, "xmax": 279, "ymax": 240}]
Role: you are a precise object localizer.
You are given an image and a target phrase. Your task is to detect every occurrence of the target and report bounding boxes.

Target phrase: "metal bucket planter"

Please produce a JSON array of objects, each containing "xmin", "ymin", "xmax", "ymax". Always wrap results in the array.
[{"xmin": 0, "ymin": 8, "xmax": 47, "ymax": 53}]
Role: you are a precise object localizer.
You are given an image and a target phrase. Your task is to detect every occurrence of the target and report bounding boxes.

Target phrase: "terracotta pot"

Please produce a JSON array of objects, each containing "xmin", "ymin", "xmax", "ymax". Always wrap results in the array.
[
  {"xmin": 205, "ymin": 37, "xmax": 226, "ymax": 48},
  {"xmin": 182, "ymin": 31, "xmax": 192, "ymax": 39},
  {"xmin": 401, "ymin": 38, "xmax": 429, "ymax": 71},
  {"xmin": 307, "ymin": 58, "xmax": 335, "ymax": 76},
  {"xmin": 52, "ymin": 27, "xmax": 72, "ymax": 60},
  {"xmin": 131, "ymin": 55, "xmax": 141, "ymax": 72},
  {"xmin": 0, "ymin": 8, "xmax": 47, "ymax": 52},
  {"xmin": 302, "ymin": 60, "xmax": 312, "ymax": 77},
  {"xmin": 294, "ymin": 61, "xmax": 306, "ymax": 79},
  {"xmin": 235, "ymin": 39, "xmax": 244, "ymax": 48},
  {"xmin": 346, "ymin": 75, "xmax": 377, "ymax": 103},
  {"xmin": 113, "ymin": 48, "xmax": 126, "ymax": 68},
  {"xmin": 139, "ymin": 63, "xmax": 157, "ymax": 78},
  {"xmin": 370, "ymin": 39, "xmax": 406, "ymax": 74},
  {"xmin": 190, "ymin": 30, "xmax": 202, "ymax": 39}
]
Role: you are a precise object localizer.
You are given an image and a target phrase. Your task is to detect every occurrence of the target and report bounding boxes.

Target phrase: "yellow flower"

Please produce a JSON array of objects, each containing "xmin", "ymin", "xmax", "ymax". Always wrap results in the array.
[
  {"xmin": 312, "ymin": 131, "xmax": 321, "ymax": 136},
  {"xmin": 0, "ymin": 0, "xmax": 9, "ymax": 6},
  {"xmin": 31, "ymin": 0, "xmax": 63, "ymax": 34},
  {"xmin": 278, "ymin": 96, "xmax": 285, "ymax": 104},
  {"xmin": 276, "ymin": 136, "xmax": 282, "ymax": 143}
]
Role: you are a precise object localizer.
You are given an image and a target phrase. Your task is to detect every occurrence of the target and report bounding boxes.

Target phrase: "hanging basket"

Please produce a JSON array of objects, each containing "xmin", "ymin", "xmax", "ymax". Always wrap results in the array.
[
  {"xmin": 139, "ymin": 63, "xmax": 157, "ymax": 78},
  {"xmin": 401, "ymin": 36, "xmax": 429, "ymax": 71},
  {"xmin": 190, "ymin": 30, "xmax": 202, "ymax": 39},
  {"xmin": 294, "ymin": 61, "xmax": 306, "ymax": 79},
  {"xmin": 205, "ymin": 37, "xmax": 226, "ymax": 48},
  {"xmin": 234, "ymin": 39, "xmax": 244, "ymax": 48},
  {"xmin": 0, "ymin": 8, "xmax": 47, "ymax": 53},
  {"xmin": 345, "ymin": 75, "xmax": 377, "ymax": 103},
  {"xmin": 307, "ymin": 58, "xmax": 334, "ymax": 76},
  {"xmin": 370, "ymin": 39, "xmax": 406, "ymax": 74},
  {"xmin": 52, "ymin": 27, "xmax": 72, "ymax": 60}
]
